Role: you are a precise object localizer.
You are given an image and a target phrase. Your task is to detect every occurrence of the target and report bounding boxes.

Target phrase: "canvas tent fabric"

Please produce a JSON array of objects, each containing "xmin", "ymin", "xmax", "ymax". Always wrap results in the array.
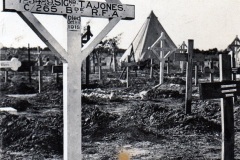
[{"xmin": 120, "ymin": 11, "xmax": 177, "ymax": 63}]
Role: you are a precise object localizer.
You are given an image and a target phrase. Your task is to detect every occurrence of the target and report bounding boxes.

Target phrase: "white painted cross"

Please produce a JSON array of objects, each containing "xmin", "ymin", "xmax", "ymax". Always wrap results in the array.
[
  {"xmin": 0, "ymin": 58, "xmax": 22, "ymax": 71},
  {"xmin": 148, "ymin": 32, "xmax": 180, "ymax": 84},
  {"xmin": 2, "ymin": 0, "xmax": 135, "ymax": 160}
]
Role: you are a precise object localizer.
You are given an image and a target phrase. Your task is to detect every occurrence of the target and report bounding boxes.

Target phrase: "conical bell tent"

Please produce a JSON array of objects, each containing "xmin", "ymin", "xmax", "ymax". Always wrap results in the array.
[{"xmin": 120, "ymin": 10, "xmax": 177, "ymax": 63}]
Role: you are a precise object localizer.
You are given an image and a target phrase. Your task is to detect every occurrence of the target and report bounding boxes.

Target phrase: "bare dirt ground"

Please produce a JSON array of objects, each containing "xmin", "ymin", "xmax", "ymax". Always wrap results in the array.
[{"xmin": 0, "ymin": 70, "xmax": 240, "ymax": 159}]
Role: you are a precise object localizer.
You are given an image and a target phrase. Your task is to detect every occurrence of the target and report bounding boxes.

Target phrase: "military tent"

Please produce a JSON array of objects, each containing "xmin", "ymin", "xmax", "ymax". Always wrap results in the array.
[{"xmin": 120, "ymin": 11, "xmax": 177, "ymax": 63}]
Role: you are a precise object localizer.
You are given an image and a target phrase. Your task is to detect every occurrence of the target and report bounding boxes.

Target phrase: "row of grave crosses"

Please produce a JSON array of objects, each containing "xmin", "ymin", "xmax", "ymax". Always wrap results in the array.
[{"xmin": 172, "ymin": 36, "xmax": 240, "ymax": 160}]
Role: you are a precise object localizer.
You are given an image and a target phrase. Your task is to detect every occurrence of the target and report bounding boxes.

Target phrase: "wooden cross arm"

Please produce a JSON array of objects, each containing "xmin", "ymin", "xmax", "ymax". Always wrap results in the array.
[
  {"xmin": 4, "ymin": 0, "xmax": 135, "ymax": 20},
  {"xmin": 174, "ymin": 52, "xmax": 205, "ymax": 62},
  {"xmin": 121, "ymin": 62, "xmax": 138, "ymax": 67},
  {"xmin": 199, "ymin": 81, "xmax": 240, "ymax": 100},
  {"xmin": 17, "ymin": 12, "xmax": 68, "ymax": 62}
]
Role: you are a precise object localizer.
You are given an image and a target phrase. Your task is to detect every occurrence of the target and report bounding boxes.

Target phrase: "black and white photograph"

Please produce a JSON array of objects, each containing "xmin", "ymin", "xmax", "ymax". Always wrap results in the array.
[{"xmin": 0, "ymin": 0, "xmax": 240, "ymax": 159}]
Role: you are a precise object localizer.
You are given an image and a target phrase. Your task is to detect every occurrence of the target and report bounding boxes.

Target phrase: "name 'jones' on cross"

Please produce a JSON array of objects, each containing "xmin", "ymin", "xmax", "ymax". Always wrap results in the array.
[{"xmin": 20, "ymin": 0, "xmax": 124, "ymax": 11}]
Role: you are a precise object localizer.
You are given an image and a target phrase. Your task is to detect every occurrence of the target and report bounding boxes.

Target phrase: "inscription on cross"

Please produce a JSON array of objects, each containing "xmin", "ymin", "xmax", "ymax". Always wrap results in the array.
[
  {"xmin": 199, "ymin": 54, "xmax": 236, "ymax": 160},
  {"xmin": 4, "ymin": 0, "xmax": 135, "ymax": 19}
]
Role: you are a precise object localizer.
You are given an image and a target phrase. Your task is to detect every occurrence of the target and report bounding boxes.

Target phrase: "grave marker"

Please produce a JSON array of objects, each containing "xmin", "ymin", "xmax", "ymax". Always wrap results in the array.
[
  {"xmin": 185, "ymin": 40, "xmax": 193, "ymax": 114},
  {"xmin": 3, "ymin": 1, "xmax": 134, "ymax": 159},
  {"xmin": 174, "ymin": 40, "xmax": 194, "ymax": 114},
  {"xmin": 28, "ymin": 43, "xmax": 32, "ymax": 83},
  {"xmin": 199, "ymin": 54, "xmax": 235, "ymax": 160},
  {"xmin": 96, "ymin": 58, "xmax": 107, "ymax": 80},
  {"xmin": 37, "ymin": 47, "xmax": 43, "ymax": 93},
  {"xmin": 148, "ymin": 32, "xmax": 176, "ymax": 84},
  {"xmin": 0, "ymin": 58, "xmax": 22, "ymax": 71}
]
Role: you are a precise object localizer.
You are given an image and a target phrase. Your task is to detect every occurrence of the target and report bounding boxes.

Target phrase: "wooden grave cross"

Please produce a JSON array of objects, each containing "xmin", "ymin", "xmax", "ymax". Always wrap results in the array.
[
  {"xmin": 0, "ymin": 58, "xmax": 22, "ymax": 83},
  {"xmin": 2, "ymin": 1, "xmax": 135, "ymax": 160},
  {"xmin": 95, "ymin": 57, "xmax": 107, "ymax": 80},
  {"xmin": 199, "ymin": 54, "xmax": 238, "ymax": 160},
  {"xmin": 0, "ymin": 58, "xmax": 22, "ymax": 71},
  {"xmin": 148, "ymin": 32, "xmax": 177, "ymax": 84},
  {"xmin": 174, "ymin": 40, "xmax": 217, "ymax": 114},
  {"xmin": 174, "ymin": 40, "xmax": 194, "ymax": 114},
  {"xmin": 120, "ymin": 54, "xmax": 138, "ymax": 87}
]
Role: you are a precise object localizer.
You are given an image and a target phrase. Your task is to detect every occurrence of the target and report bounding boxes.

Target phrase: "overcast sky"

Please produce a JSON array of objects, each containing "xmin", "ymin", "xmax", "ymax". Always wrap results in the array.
[{"xmin": 0, "ymin": 0, "xmax": 240, "ymax": 50}]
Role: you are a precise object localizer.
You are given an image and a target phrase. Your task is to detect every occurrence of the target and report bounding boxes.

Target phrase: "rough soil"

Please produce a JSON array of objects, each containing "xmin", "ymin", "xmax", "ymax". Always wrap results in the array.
[{"xmin": 0, "ymin": 71, "xmax": 240, "ymax": 159}]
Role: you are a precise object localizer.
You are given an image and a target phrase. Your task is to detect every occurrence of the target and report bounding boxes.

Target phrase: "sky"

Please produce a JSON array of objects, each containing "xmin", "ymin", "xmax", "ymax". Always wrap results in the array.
[{"xmin": 0, "ymin": 0, "xmax": 240, "ymax": 50}]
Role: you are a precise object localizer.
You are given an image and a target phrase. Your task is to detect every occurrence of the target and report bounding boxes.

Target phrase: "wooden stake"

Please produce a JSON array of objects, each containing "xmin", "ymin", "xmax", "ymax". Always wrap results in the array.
[
  {"xmin": 185, "ymin": 40, "xmax": 193, "ymax": 114},
  {"xmin": 86, "ymin": 56, "xmax": 90, "ymax": 85},
  {"xmin": 55, "ymin": 56, "xmax": 59, "ymax": 83},
  {"xmin": 4, "ymin": 71, "xmax": 8, "ymax": 83},
  {"xmin": 166, "ymin": 58, "xmax": 170, "ymax": 74},
  {"xmin": 98, "ymin": 56, "xmax": 102, "ymax": 80},
  {"xmin": 150, "ymin": 58, "xmax": 153, "ymax": 79},
  {"xmin": 219, "ymin": 54, "xmax": 234, "ymax": 160},
  {"xmin": 28, "ymin": 43, "xmax": 32, "ymax": 83},
  {"xmin": 210, "ymin": 59, "xmax": 214, "ymax": 82},
  {"xmin": 126, "ymin": 55, "xmax": 130, "ymax": 87},
  {"xmin": 195, "ymin": 65, "xmax": 198, "ymax": 86},
  {"xmin": 37, "ymin": 47, "xmax": 42, "ymax": 93},
  {"xmin": 159, "ymin": 34, "xmax": 165, "ymax": 84}
]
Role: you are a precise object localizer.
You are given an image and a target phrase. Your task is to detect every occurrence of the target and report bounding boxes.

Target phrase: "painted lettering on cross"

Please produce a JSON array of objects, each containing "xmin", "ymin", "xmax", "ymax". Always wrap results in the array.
[
  {"xmin": 199, "ymin": 81, "xmax": 240, "ymax": 99},
  {"xmin": 67, "ymin": 14, "xmax": 80, "ymax": 31},
  {"xmin": 3, "ymin": 0, "xmax": 135, "ymax": 19}
]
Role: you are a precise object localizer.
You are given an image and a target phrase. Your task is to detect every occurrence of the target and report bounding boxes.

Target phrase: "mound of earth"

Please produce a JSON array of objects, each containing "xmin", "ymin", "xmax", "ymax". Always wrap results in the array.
[{"xmin": 0, "ymin": 112, "xmax": 63, "ymax": 157}]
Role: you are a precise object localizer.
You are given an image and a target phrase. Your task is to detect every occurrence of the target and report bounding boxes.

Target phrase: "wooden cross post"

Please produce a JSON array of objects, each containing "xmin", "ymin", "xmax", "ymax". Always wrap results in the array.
[
  {"xmin": 37, "ymin": 47, "xmax": 43, "ymax": 93},
  {"xmin": 54, "ymin": 56, "xmax": 60, "ymax": 83},
  {"xmin": 174, "ymin": 40, "xmax": 196, "ymax": 114},
  {"xmin": 209, "ymin": 58, "xmax": 214, "ymax": 82},
  {"xmin": 185, "ymin": 40, "xmax": 193, "ymax": 114},
  {"xmin": 159, "ymin": 34, "xmax": 165, "ymax": 84},
  {"xmin": 199, "ymin": 54, "xmax": 238, "ymax": 160},
  {"xmin": 194, "ymin": 62, "xmax": 199, "ymax": 86},
  {"xmin": 3, "ymin": 1, "xmax": 135, "ymax": 160},
  {"xmin": 150, "ymin": 58, "xmax": 154, "ymax": 79},
  {"xmin": 28, "ymin": 43, "xmax": 32, "ymax": 83},
  {"xmin": 4, "ymin": 70, "xmax": 8, "ymax": 83}
]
